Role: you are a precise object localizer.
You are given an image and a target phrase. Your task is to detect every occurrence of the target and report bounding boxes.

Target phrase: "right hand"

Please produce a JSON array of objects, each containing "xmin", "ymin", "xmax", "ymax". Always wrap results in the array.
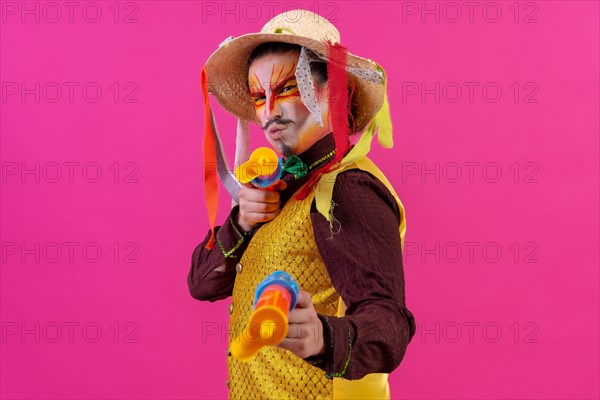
[{"xmin": 236, "ymin": 180, "xmax": 287, "ymax": 232}]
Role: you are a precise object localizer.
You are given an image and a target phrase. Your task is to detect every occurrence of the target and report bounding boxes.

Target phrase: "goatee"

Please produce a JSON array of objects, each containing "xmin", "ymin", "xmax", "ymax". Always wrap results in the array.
[{"xmin": 280, "ymin": 143, "xmax": 293, "ymax": 157}]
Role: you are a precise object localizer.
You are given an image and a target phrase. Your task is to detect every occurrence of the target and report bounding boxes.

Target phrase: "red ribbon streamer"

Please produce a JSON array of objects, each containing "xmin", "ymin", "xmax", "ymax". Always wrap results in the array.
[
  {"xmin": 201, "ymin": 65, "xmax": 218, "ymax": 249},
  {"xmin": 296, "ymin": 41, "xmax": 350, "ymax": 200}
]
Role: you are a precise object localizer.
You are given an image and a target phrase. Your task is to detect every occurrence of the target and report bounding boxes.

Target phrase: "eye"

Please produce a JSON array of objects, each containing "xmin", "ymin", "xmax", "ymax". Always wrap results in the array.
[
  {"xmin": 252, "ymin": 94, "xmax": 266, "ymax": 105},
  {"xmin": 280, "ymin": 84, "xmax": 297, "ymax": 93}
]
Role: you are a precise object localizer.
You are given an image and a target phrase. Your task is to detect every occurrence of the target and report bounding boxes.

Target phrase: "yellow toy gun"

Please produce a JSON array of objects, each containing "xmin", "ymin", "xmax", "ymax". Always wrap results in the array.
[
  {"xmin": 230, "ymin": 271, "xmax": 300, "ymax": 362},
  {"xmin": 235, "ymin": 147, "xmax": 283, "ymax": 191}
]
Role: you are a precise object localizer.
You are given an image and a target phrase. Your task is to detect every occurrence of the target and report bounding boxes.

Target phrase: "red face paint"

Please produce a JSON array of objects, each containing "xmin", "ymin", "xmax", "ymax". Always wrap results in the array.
[
  {"xmin": 248, "ymin": 52, "xmax": 331, "ymax": 156},
  {"xmin": 249, "ymin": 60, "xmax": 300, "ymax": 114}
]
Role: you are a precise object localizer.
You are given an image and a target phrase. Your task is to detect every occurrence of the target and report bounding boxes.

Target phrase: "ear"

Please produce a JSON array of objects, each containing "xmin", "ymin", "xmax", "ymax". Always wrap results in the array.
[
  {"xmin": 318, "ymin": 95, "xmax": 332, "ymax": 132},
  {"xmin": 305, "ymin": 81, "xmax": 327, "ymax": 129},
  {"xmin": 314, "ymin": 81, "xmax": 329, "ymax": 102},
  {"xmin": 314, "ymin": 82, "xmax": 330, "ymax": 111}
]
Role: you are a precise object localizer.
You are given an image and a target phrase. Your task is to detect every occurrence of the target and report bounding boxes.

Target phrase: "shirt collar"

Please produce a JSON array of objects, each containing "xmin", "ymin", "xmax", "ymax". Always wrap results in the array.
[{"xmin": 287, "ymin": 132, "xmax": 336, "ymax": 170}]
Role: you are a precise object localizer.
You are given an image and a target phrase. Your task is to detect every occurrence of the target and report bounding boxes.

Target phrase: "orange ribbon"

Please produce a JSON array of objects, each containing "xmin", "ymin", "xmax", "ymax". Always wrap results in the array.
[{"xmin": 201, "ymin": 65, "xmax": 218, "ymax": 249}]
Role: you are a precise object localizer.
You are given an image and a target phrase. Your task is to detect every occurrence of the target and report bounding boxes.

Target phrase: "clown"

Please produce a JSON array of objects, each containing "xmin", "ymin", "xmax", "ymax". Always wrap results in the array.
[{"xmin": 189, "ymin": 9, "xmax": 416, "ymax": 400}]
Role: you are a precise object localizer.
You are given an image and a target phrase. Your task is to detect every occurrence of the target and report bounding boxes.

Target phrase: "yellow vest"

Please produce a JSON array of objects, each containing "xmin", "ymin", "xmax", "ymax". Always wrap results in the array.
[{"xmin": 227, "ymin": 156, "xmax": 406, "ymax": 400}]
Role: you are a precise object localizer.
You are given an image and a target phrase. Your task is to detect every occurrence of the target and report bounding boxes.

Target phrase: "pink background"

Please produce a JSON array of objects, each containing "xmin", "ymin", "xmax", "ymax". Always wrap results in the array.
[{"xmin": 1, "ymin": 1, "xmax": 598, "ymax": 399}]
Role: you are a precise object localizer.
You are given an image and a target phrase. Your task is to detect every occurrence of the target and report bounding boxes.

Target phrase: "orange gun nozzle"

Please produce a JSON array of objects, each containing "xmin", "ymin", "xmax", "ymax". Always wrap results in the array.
[
  {"xmin": 230, "ymin": 282, "xmax": 294, "ymax": 362},
  {"xmin": 260, "ymin": 323, "xmax": 274, "ymax": 339}
]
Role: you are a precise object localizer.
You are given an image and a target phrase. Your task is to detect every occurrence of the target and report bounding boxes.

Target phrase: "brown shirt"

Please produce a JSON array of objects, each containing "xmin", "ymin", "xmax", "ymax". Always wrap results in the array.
[{"xmin": 188, "ymin": 133, "xmax": 416, "ymax": 380}]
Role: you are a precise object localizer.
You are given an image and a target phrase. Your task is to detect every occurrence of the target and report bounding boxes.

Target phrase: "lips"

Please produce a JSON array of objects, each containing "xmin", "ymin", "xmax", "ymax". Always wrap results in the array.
[{"xmin": 267, "ymin": 125, "xmax": 287, "ymax": 139}]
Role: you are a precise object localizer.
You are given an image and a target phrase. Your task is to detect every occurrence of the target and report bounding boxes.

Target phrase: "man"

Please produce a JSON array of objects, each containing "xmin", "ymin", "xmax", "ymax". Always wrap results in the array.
[{"xmin": 189, "ymin": 9, "xmax": 416, "ymax": 400}]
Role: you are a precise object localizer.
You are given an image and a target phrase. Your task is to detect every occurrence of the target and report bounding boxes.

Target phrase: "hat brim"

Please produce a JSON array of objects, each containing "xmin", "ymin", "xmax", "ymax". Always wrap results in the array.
[{"xmin": 204, "ymin": 32, "xmax": 385, "ymax": 133}]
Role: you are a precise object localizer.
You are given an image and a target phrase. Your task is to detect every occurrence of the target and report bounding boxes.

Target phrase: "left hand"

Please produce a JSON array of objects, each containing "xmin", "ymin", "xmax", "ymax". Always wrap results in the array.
[{"xmin": 277, "ymin": 290, "xmax": 326, "ymax": 359}]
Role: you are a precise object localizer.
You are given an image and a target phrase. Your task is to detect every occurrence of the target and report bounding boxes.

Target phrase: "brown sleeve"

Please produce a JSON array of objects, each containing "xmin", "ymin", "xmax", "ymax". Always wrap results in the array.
[
  {"xmin": 307, "ymin": 169, "xmax": 416, "ymax": 380},
  {"xmin": 187, "ymin": 205, "xmax": 254, "ymax": 302}
]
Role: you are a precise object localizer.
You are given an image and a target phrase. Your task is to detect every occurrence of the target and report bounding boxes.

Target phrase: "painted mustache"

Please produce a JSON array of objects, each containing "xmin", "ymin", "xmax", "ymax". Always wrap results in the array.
[{"xmin": 263, "ymin": 119, "xmax": 294, "ymax": 132}]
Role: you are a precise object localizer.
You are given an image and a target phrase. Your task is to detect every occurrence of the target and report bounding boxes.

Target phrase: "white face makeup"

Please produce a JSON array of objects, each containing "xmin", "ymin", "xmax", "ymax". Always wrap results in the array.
[{"xmin": 248, "ymin": 50, "xmax": 331, "ymax": 156}]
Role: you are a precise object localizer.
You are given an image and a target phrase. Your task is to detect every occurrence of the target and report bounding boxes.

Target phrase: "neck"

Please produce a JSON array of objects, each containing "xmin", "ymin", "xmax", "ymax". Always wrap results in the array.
[{"xmin": 292, "ymin": 132, "xmax": 336, "ymax": 165}]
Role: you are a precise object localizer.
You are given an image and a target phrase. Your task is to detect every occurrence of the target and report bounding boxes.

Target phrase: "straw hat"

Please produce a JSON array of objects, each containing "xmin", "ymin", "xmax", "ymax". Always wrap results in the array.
[{"xmin": 203, "ymin": 9, "xmax": 386, "ymax": 133}]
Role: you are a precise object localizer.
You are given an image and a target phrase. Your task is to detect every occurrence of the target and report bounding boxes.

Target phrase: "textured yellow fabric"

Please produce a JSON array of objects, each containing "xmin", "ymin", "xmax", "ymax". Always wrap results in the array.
[
  {"xmin": 228, "ymin": 185, "xmax": 338, "ymax": 400},
  {"xmin": 227, "ymin": 156, "xmax": 405, "ymax": 400}
]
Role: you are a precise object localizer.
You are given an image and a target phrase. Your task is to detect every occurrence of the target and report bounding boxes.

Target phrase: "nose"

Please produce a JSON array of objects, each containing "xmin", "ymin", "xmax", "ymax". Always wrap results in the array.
[{"xmin": 263, "ymin": 92, "xmax": 283, "ymax": 121}]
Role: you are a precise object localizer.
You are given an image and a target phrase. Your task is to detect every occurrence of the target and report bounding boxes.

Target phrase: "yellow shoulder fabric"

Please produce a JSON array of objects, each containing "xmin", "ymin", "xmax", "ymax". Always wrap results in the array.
[{"xmin": 316, "ymin": 151, "xmax": 406, "ymax": 249}]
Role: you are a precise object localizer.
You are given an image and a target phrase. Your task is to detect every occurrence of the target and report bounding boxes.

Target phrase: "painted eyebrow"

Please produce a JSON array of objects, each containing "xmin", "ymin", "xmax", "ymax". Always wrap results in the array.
[
  {"xmin": 248, "ymin": 63, "xmax": 298, "ymax": 97},
  {"xmin": 249, "ymin": 88, "xmax": 265, "ymax": 97},
  {"xmin": 272, "ymin": 76, "xmax": 298, "ymax": 93},
  {"xmin": 271, "ymin": 62, "xmax": 297, "ymax": 92},
  {"xmin": 249, "ymin": 72, "xmax": 264, "ymax": 97}
]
